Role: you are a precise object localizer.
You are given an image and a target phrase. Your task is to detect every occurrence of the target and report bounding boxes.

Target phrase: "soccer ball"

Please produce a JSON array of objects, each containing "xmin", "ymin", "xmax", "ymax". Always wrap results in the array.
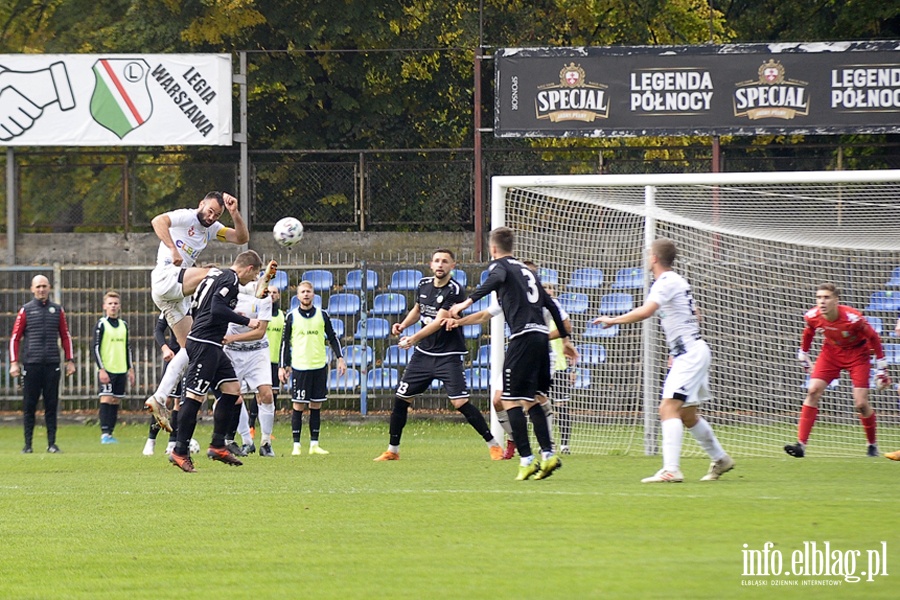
[
  {"xmin": 273, "ymin": 217, "xmax": 304, "ymax": 247},
  {"xmin": 189, "ymin": 438, "xmax": 200, "ymax": 454}
]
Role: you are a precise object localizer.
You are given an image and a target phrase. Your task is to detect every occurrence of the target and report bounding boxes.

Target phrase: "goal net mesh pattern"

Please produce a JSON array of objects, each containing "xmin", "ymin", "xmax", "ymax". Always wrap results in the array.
[{"xmin": 498, "ymin": 174, "xmax": 900, "ymax": 457}]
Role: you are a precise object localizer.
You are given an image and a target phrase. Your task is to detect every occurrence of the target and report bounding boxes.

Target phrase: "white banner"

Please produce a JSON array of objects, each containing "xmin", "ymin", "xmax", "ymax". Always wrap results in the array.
[{"xmin": 0, "ymin": 54, "xmax": 232, "ymax": 146}]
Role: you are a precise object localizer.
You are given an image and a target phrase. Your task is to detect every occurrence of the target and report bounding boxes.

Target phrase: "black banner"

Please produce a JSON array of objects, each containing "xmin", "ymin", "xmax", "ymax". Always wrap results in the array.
[{"xmin": 494, "ymin": 42, "xmax": 900, "ymax": 137}]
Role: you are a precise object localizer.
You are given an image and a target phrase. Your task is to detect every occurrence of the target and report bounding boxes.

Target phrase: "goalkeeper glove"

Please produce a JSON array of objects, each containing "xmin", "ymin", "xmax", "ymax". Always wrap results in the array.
[
  {"xmin": 874, "ymin": 358, "xmax": 891, "ymax": 391},
  {"xmin": 797, "ymin": 349, "xmax": 812, "ymax": 373}
]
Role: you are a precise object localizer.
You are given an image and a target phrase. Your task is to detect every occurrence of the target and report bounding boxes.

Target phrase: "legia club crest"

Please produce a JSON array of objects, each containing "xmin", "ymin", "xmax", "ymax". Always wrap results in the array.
[{"xmin": 90, "ymin": 58, "xmax": 153, "ymax": 139}]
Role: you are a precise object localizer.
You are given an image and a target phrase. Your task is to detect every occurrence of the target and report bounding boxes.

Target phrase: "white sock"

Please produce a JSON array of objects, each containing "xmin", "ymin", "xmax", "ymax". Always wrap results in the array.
[
  {"xmin": 688, "ymin": 417, "xmax": 727, "ymax": 461},
  {"xmin": 388, "ymin": 444, "xmax": 400, "ymax": 454},
  {"xmin": 661, "ymin": 418, "xmax": 684, "ymax": 472},
  {"xmin": 237, "ymin": 403, "xmax": 251, "ymax": 443},
  {"xmin": 519, "ymin": 455, "xmax": 534, "ymax": 467},
  {"xmin": 259, "ymin": 402, "xmax": 275, "ymax": 444},
  {"xmin": 310, "ymin": 440, "xmax": 319, "ymax": 447},
  {"xmin": 496, "ymin": 409, "xmax": 514, "ymax": 437},
  {"xmin": 153, "ymin": 347, "xmax": 188, "ymax": 399}
]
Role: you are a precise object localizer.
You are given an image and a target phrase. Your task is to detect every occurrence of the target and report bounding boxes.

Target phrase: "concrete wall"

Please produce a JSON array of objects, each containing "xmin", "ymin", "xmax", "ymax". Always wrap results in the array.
[{"xmin": 7, "ymin": 231, "xmax": 480, "ymax": 265}]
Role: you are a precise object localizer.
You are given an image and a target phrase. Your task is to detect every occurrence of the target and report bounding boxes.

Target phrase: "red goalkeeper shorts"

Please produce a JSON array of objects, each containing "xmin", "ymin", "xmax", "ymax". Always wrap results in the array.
[{"xmin": 810, "ymin": 344, "xmax": 871, "ymax": 389}]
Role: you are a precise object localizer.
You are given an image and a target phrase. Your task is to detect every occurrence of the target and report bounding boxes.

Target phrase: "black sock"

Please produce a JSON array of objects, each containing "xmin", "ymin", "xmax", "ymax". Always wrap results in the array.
[
  {"xmin": 226, "ymin": 397, "xmax": 241, "ymax": 440},
  {"xmin": 389, "ymin": 397, "xmax": 410, "ymax": 447},
  {"xmin": 457, "ymin": 401, "xmax": 493, "ymax": 442},
  {"xmin": 248, "ymin": 397, "xmax": 259, "ymax": 431},
  {"xmin": 168, "ymin": 409, "xmax": 179, "ymax": 443},
  {"xmin": 148, "ymin": 418, "xmax": 161, "ymax": 440},
  {"xmin": 556, "ymin": 403, "xmax": 571, "ymax": 446},
  {"xmin": 212, "ymin": 394, "xmax": 240, "ymax": 448},
  {"xmin": 508, "ymin": 406, "xmax": 532, "ymax": 458},
  {"xmin": 528, "ymin": 404, "xmax": 553, "ymax": 454},
  {"xmin": 99, "ymin": 403, "xmax": 113, "ymax": 435},
  {"xmin": 292, "ymin": 409, "xmax": 303, "ymax": 443},
  {"xmin": 309, "ymin": 408, "xmax": 321, "ymax": 442},
  {"xmin": 175, "ymin": 399, "xmax": 201, "ymax": 455},
  {"xmin": 109, "ymin": 404, "xmax": 119, "ymax": 435}
]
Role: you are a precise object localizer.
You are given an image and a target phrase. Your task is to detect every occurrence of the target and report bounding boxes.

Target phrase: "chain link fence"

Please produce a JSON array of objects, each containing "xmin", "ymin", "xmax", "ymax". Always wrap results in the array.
[{"xmin": 5, "ymin": 141, "xmax": 898, "ymax": 235}]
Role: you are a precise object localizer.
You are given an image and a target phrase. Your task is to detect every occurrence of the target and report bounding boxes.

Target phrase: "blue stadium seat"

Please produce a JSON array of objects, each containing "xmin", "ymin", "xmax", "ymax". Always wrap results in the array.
[
  {"xmin": 451, "ymin": 269, "xmax": 468, "ymax": 287},
  {"xmin": 883, "ymin": 343, "xmax": 900, "ymax": 365},
  {"xmin": 463, "ymin": 323, "xmax": 482, "ymax": 339},
  {"xmin": 431, "ymin": 379, "xmax": 443, "ymax": 391},
  {"xmin": 290, "ymin": 296, "xmax": 299, "ymax": 312},
  {"xmin": 367, "ymin": 368, "xmax": 399, "ymax": 390},
  {"xmin": 345, "ymin": 269, "xmax": 378, "ymax": 291},
  {"xmin": 268, "ymin": 270, "xmax": 289, "ymax": 292},
  {"xmin": 538, "ymin": 267, "xmax": 559, "ymax": 286},
  {"xmin": 573, "ymin": 368, "xmax": 591, "ymax": 389},
  {"xmin": 887, "ymin": 267, "xmax": 900, "ymax": 287},
  {"xmin": 465, "ymin": 367, "xmax": 491, "ymax": 391},
  {"xmin": 577, "ymin": 343, "xmax": 607, "ymax": 365},
  {"xmin": 343, "ymin": 344, "xmax": 374, "ymax": 368},
  {"xmin": 326, "ymin": 293, "xmax": 360, "ymax": 316},
  {"xmin": 610, "ymin": 268, "xmax": 644, "ymax": 290},
  {"xmin": 473, "ymin": 345, "xmax": 492, "ymax": 367},
  {"xmin": 301, "ymin": 269, "xmax": 334, "ymax": 292},
  {"xmin": 330, "ymin": 318, "xmax": 345, "ymax": 338},
  {"xmin": 464, "ymin": 296, "xmax": 492, "ymax": 315},
  {"xmin": 328, "ymin": 368, "xmax": 360, "ymax": 392},
  {"xmin": 567, "ymin": 268, "xmax": 603, "ymax": 289},
  {"xmin": 371, "ymin": 293, "xmax": 407, "ymax": 315},
  {"xmin": 584, "ymin": 323, "xmax": 619, "ymax": 338},
  {"xmin": 355, "ymin": 318, "xmax": 391, "ymax": 340},
  {"xmin": 387, "ymin": 269, "xmax": 423, "ymax": 291},
  {"xmin": 384, "ymin": 344, "xmax": 415, "ymax": 367},
  {"xmin": 557, "ymin": 292, "xmax": 589, "ymax": 314},
  {"xmin": 480, "ymin": 269, "xmax": 490, "ymax": 285},
  {"xmin": 404, "ymin": 322, "xmax": 422, "ymax": 337},
  {"xmin": 865, "ymin": 291, "xmax": 900, "ymax": 312},
  {"xmin": 867, "ymin": 316, "xmax": 883, "ymax": 335},
  {"xmin": 599, "ymin": 293, "xmax": 634, "ymax": 315}
]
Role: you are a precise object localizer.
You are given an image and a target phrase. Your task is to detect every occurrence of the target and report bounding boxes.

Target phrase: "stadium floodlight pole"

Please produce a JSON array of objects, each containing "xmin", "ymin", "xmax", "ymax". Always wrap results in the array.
[{"xmin": 643, "ymin": 186, "xmax": 658, "ymax": 456}]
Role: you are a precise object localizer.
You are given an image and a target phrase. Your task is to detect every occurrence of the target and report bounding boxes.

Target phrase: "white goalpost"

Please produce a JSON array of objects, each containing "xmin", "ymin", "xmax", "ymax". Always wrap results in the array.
[{"xmin": 491, "ymin": 169, "xmax": 900, "ymax": 458}]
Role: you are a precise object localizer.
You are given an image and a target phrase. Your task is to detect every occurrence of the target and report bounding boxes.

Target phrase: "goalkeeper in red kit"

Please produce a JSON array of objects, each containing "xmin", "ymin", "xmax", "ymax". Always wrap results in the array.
[{"xmin": 786, "ymin": 282, "xmax": 888, "ymax": 459}]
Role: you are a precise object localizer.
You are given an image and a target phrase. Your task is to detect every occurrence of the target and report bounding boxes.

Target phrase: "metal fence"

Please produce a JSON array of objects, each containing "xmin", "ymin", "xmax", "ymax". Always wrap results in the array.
[{"xmin": 4, "ymin": 140, "xmax": 898, "ymax": 235}]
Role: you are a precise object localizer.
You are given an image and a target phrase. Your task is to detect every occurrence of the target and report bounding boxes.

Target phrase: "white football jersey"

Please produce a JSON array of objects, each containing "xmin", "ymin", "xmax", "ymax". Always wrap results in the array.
[
  {"xmin": 226, "ymin": 286, "xmax": 273, "ymax": 350},
  {"xmin": 646, "ymin": 270, "xmax": 702, "ymax": 354},
  {"xmin": 155, "ymin": 208, "xmax": 225, "ymax": 268}
]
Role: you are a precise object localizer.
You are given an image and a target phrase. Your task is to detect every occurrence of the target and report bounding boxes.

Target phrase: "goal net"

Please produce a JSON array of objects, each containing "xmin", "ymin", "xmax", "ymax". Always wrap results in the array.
[{"xmin": 492, "ymin": 170, "xmax": 900, "ymax": 458}]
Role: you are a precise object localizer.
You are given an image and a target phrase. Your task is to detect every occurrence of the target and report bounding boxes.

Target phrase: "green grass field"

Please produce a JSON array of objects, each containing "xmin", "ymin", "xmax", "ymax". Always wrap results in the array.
[{"xmin": 1, "ymin": 419, "xmax": 898, "ymax": 599}]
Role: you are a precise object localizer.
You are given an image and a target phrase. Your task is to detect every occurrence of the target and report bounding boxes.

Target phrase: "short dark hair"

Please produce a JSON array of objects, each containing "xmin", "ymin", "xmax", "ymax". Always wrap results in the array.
[
  {"xmin": 234, "ymin": 250, "xmax": 262, "ymax": 270},
  {"xmin": 490, "ymin": 227, "xmax": 514, "ymax": 253},
  {"xmin": 433, "ymin": 248, "xmax": 456, "ymax": 261},
  {"xmin": 652, "ymin": 238, "xmax": 677, "ymax": 268},
  {"xmin": 204, "ymin": 191, "xmax": 224, "ymax": 206},
  {"xmin": 817, "ymin": 282, "xmax": 839, "ymax": 297}
]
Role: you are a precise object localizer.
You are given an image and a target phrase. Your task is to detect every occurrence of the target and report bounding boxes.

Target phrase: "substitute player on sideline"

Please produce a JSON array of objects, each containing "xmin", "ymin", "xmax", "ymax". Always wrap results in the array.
[
  {"xmin": 449, "ymin": 230, "xmax": 576, "ymax": 480},
  {"xmin": 374, "ymin": 249, "xmax": 503, "ymax": 462},
  {"xmin": 93, "ymin": 291, "xmax": 135, "ymax": 444},
  {"xmin": 593, "ymin": 238, "xmax": 734, "ymax": 483},
  {"xmin": 168, "ymin": 251, "xmax": 263, "ymax": 473},
  {"xmin": 786, "ymin": 282, "xmax": 888, "ymax": 459},
  {"xmin": 144, "ymin": 191, "xmax": 250, "ymax": 433}
]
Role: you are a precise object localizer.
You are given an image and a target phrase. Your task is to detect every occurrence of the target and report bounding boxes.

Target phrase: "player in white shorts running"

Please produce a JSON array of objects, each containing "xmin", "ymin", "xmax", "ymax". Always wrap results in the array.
[
  {"xmin": 223, "ymin": 281, "xmax": 276, "ymax": 457},
  {"xmin": 593, "ymin": 238, "xmax": 734, "ymax": 483},
  {"xmin": 144, "ymin": 191, "xmax": 250, "ymax": 432}
]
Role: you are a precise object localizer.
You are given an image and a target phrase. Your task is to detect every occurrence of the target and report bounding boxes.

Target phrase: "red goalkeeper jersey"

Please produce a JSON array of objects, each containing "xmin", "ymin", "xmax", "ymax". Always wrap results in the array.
[{"xmin": 801, "ymin": 304, "xmax": 884, "ymax": 358}]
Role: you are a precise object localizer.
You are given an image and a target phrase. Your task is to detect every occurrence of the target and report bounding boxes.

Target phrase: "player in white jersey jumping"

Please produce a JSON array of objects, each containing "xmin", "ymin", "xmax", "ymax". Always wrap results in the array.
[
  {"xmin": 144, "ymin": 191, "xmax": 251, "ymax": 432},
  {"xmin": 593, "ymin": 238, "xmax": 734, "ymax": 483},
  {"xmin": 223, "ymin": 282, "xmax": 277, "ymax": 457}
]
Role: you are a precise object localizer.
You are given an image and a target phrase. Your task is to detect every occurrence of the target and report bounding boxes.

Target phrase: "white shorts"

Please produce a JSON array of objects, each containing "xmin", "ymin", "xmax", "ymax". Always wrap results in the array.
[
  {"xmin": 151, "ymin": 264, "xmax": 190, "ymax": 328},
  {"xmin": 225, "ymin": 346, "xmax": 273, "ymax": 394},
  {"xmin": 661, "ymin": 340, "xmax": 711, "ymax": 407}
]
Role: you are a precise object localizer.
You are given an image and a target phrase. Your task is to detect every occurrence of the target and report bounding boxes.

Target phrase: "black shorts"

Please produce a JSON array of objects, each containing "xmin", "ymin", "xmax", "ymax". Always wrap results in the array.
[
  {"xmin": 503, "ymin": 333, "xmax": 551, "ymax": 402},
  {"xmin": 292, "ymin": 366, "xmax": 328, "ymax": 403},
  {"xmin": 397, "ymin": 351, "xmax": 468, "ymax": 399},
  {"xmin": 184, "ymin": 340, "xmax": 237, "ymax": 396},
  {"xmin": 99, "ymin": 372, "xmax": 128, "ymax": 398},
  {"xmin": 271, "ymin": 363, "xmax": 280, "ymax": 389},
  {"xmin": 551, "ymin": 367, "xmax": 574, "ymax": 403}
]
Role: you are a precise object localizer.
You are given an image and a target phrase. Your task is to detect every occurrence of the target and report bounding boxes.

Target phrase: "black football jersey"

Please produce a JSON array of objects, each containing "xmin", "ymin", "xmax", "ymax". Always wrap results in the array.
[
  {"xmin": 469, "ymin": 256, "xmax": 565, "ymax": 339},
  {"xmin": 187, "ymin": 268, "xmax": 248, "ymax": 346},
  {"xmin": 414, "ymin": 276, "xmax": 467, "ymax": 356}
]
